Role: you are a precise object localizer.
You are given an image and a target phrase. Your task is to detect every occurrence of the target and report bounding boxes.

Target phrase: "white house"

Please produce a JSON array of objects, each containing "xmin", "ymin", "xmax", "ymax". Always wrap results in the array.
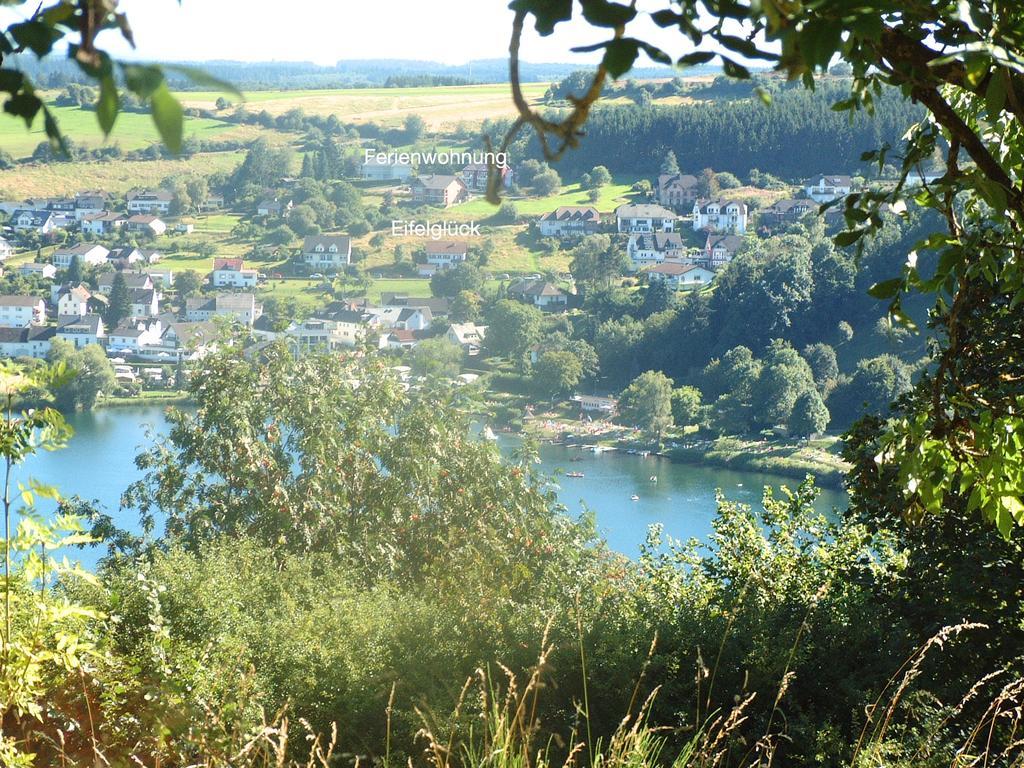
[
  {"xmin": 17, "ymin": 263, "xmax": 56, "ymax": 280},
  {"xmin": 805, "ymin": 174, "xmax": 852, "ymax": 203},
  {"xmin": 657, "ymin": 173, "xmax": 700, "ymax": 210},
  {"xmin": 0, "ymin": 326, "xmax": 54, "ymax": 359},
  {"xmin": 282, "ymin": 304, "xmax": 370, "ymax": 350},
  {"xmin": 0, "ymin": 237, "xmax": 13, "ymax": 261},
  {"xmin": 379, "ymin": 329, "xmax": 421, "ymax": 350},
  {"xmin": 615, "ymin": 203, "xmax": 677, "ymax": 233},
  {"xmin": 185, "ymin": 294, "xmax": 262, "ymax": 326},
  {"xmin": 108, "ymin": 321, "xmax": 162, "ymax": 354},
  {"xmin": 424, "ymin": 241, "xmax": 468, "ymax": 270},
  {"xmin": 57, "ymin": 285, "xmax": 97, "ymax": 317},
  {"xmin": 107, "ymin": 247, "xmax": 145, "ymax": 265},
  {"xmin": 81, "ymin": 211, "xmax": 127, "ymax": 236},
  {"xmin": 0, "ymin": 296, "xmax": 45, "ymax": 327},
  {"xmin": 508, "ymin": 279, "xmax": 569, "ymax": 309},
  {"xmin": 53, "ymin": 243, "xmax": 110, "ymax": 269},
  {"xmin": 446, "ymin": 323, "xmax": 486, "ymax": 355},
  {"xmin": 10, "ymin": 210, "xmax": 56, "ymax": 234},
  {"xmin": 302, "ymin": 235, "xmax": 351, "ymax": 270},
  {"xmin": 691, "ymin": 199, "xmax": 748, "ymax": 234},
  {"xmin": 626, "ymin": 232, "xmax": 687, "ymax": 270},
  {"xmin": 365, "ymin": 306, "xmax": 433, "ymax": 332},
  {"xmin": 96, "ymin": 272, "xmax": 154, "ymax": 295},
  {"xmin": 361, "ymin": 157, "xmax": 413, "ymax": 182},
  {"xmin": 128, "ymin": 288, "xmax": 160, "ymax": 318},
  {"xmin": 256, "ymin": 198, "xmax": 292, "ymax": 217},
  {"xmin": 703, "ymin": 233, "xmax": 745, "ymax": 269},
  {"xmin": 56, "ymin": 313, "xmax": 106, "ymax": 348},
  {"xmin": 571, "ymin": 394, "xmax": 617, "ymax": 414},
  {"xmin": 537, "ymin": 206, "xmax": 601, "ymax": 238},
  {"xmin": 126, "ymin": 189, "xmax": 173, "ymax": 214},
  {"xmin": 646, "ymin": 262, "xmax": 715, "ymax": 290},
  {"xmin": 123, "ymin": 215, "xmax": 167, "ymax": 236},
  {"xmin": 74, "ymin": 192, "xmax": 111, "ymax": 220},
  {"xmin": 210, "ymin": 258, "xmax": 258, "ymax": 288}
]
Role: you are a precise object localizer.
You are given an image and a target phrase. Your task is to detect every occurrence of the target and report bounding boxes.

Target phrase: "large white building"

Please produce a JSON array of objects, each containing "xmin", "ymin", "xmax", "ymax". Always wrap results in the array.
[
  {"xmin": 805, "ymin": 175, "xmax": 852, "ymax": 203},
  {"xmin": 53, "ymin": 243, "xmax": 110, "ymax": 269},
  {"xmin": 211, "ymin": 258, "xmax": 258, "ymax": 288},
  {"xmin": 302, "ymin": 235, "xmax": 352, "ymax": 271},
  {"xmin": 615, "ymin": 203, "xmax": 677, "ymax": 233},
  {"xmin": 691, "ymin": 199, "xmax": 748, "ymax": 234},
  {"xmin": 0, "ymin": 296, "xmax": 45, "ymax": 328}
]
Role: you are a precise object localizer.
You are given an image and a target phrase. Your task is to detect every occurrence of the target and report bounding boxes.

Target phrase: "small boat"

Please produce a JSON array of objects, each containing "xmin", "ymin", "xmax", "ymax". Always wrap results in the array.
[
  {"xmin": 630, "ymin": 494, "xmax": 640, "ymax": 501},
  {"xmin": 482, "ymin": 426, "xmax": 498, "ymax": 441},
  {"xmin": 649, "ymin": 476, "xmax": 658, "ymax": 482},
  {"xmin": 566, "ymin": 471, "xmax": 585, "ymax": 479}
]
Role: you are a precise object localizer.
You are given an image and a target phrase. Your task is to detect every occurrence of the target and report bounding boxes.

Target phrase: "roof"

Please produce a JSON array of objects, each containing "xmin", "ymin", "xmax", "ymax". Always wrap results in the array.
[
  {"xmin": 11, "ymin": 210, "xmax": 54, "ymax": 225},
  {"xmin": 510, "ymin": 279, "xmax": 566, "ymax": 297},
  {"xmin": 110, "ymin": 324, "xmax": 147, "ymax": 338},
  {"xmin": 303, "ymin": 235, "xmax": 351, "ymax": 252},
  {"xmin": 413, "ymin": 174, "xmax": 465, "ymax": 190},
  {"xmin": 768, "ymin": 198, "xmax": 815, "ymax": 213},
  {"xmin": 424, "ymin": 240, "xmax": 468, "ymax": 255},
  {"xmin": 540, "ymin": 206, "xmax": 600, "ymax": 223},
  {"xmin": 83, "ymin": 211, "xmax": 126, "ymax": 222},
  {"xmin": 57, "ymin": 313, "xmax": 103, "ymax": 333},
  {"xmin": 705, "ymin": 233, "xmax": 745, "ymax": 252},
  {"xmin": 98, "ymin": 273, "xmax": 152, "ymax": 289},
  {"xmin": 380, "ymin": 295, "xmax": 450, "ymax": 314},
  {"xmin": 313, "ymin": 303, "xmax": 368, "ymax": 324},
  {"xmin": 128, "ymin": 288, "xmax": 157, "ymax": 304},
  {"xmin": 448, "ymin": 323, "xmax": 486, "ymax": 343},
  {"xmin": 18, "ymin": 262, "xmax": 53, "ymax": 273},
  {"xmin": 616, "ymin": 203, "xmax": 677, "ymax": 219},
  {"xmin": 61, "ymin": 285, "xmax": 92, "ymax": 302},
  {"xmin": 126, "ymin": 214, "xmax": 162, "ymax": 225},
  {"xmin": 0, "ymin": 326, "xmax": 54, "ymax": 344},
  {"xmin": 647, "ymin": 263, "xmax": 708, "ymax": 276},
  {"xmin": 387, "ymin": 329, "xmax": 417, "ymax": 343},
  {"xmin": 54, "ymin": 243, "xmax": 108, "ymax": 256},
  {"xmin": 658, "ymin": 173, "xmax": 699, "ymax": 189},
  {"xmin": 694, "ymin": 198, "xmax": 748, "ymax": 214},
  {"xmin": 0, "ymin": 295, "xmax": 43, "ymax": 307},
  {"xmin": 631, "ymin": 232, "xmax": 684, "ymax": 252},
  {"xmin": 811, "ymin": 174, "xmax": 852, "ymax": 186},
  {"xmin": 128, "ymin": 188, "xmax": 173, "ymax": 202},
  {"xmin": 213, "ymin": 258, "xmax": 245, "ymax": 271}
]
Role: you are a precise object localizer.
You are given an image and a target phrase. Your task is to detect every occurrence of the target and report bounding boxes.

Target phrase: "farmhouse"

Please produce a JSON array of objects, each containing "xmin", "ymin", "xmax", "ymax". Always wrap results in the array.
[
  {"xmin": 646, "ymin": 262, "xmax": 715, "ymax": 290},
  {"xmin": 0, "ymin": 296, "xmax": 46, "ymax": 328},
  {"xmin": 303, "ymin": 235, "xmax": 352, "ymax": 270},
  {"xmin": 211, "ymin": 258, "xmax": 258, "ymax": 288},
  {"xmin": 805, "ymin": 174, "xmax": 852, "ymax": 203},
  {"xmin": 127, "ymin": 189, "xmax": 173, "ymax": 214},
  {"xmin": 424, "ymin": 240, "xmax": 468, "ymax": 270},
  {"xmin": 691, "ymin": 199, "xmax": 748, "ymax": 234},
  {"xmin": 657, "ymin": 173, "xmax": 700, "ymax": 210},
  {"xmin": 615, "ymin": 203, "xmax": 677, "ymax": 233},
  {"xmin": 703, "ymin": 233, "xmax": 746, "ymax": 269},
  {"xmin": 626, "ymin": 232, "xmax": 687, "ymax": 270},
  {"xmin": 537, "ymin": 206, "xmax": 601, "ymax": 238},
  {"xmin": 53, "ymin": 243, "xmax": 110, "ymax": 269},
  {"xmin": 410, "ymin": 175, "xmax": 468, "ymax": 207}
]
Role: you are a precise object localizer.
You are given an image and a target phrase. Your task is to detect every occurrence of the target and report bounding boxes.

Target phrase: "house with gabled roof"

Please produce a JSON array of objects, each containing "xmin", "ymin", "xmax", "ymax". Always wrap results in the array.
[
  {"xmin": 626, "ymin": 232, "xmax": 688, "ymax": 270},
  {"xmin": 127, "ymin": 188, "xmax": 173, "ymax": 214},
  {"xmin": 537, "ymin": 206, "xmax": 601, "ymax": 238},
  {"xmin": 211, "ymin": 257, "xmax": 258, "ymax": 288},
  {"xmin": 56, "ymin": 313, "xmax": 106, "ymax": 348},
  {"xmin": 53, "ymin": 243, "xmax": 110, "ymax": 269},
  {"xmin": 0, "ymin": 296, "xmax": 45, "ymax": 328},
  {"xmin": 302, "ymin": 235, "xmax": 351, "ymax": 270},
  {"xmin": 704, "ymin": 233, "xmax": 746, "ymax": 269},
  {"xmin": 424, "ymin": 240, "xmax": 468, "ymax": 270},
  {"xmin": 762, "ymin": 198, "xmax": 816, "ymax": 227},
  {"xmin": 615, "ymin": 203, "xmax": 677, "ymax": 234},
  {"xmin": 446, "ymin": 323, "xmax": 487, "ymax": 355},
  {"xmin": 508, "ymin": 279, "xmax": 570, "ymax": 309},
  {"xmin": 0, "ymin": 326, "xmax": 55, "ymax": 359},
  {"xmin": 10, "ymin": 209, "xmax": 56, "ymax": 234},
  {"xmin": 123, "ymin": 215, "xmax": 167, "ymax": 237},
  {"xmin": 81, "ymin": 211, "xmax": 127, "ymax": 236},
  {"xmin": 657, "ymin": 173, "xmax": 700, "ymax": 210},
  {"xmin": 645, "ymin": 262, "xmax": 715, "ymax": 290},
  {"xmin": 97, "ymin": 272, "xmax": 154, "ymax": 295},
  {"xmin": 185, "ymin": 293, "xmax": 263, "ymax": 326},
  {"xmin": 692, "ymin": 199, "xmax": 748, "ymax": 234},
  {"xmin": 805, "ymin": 174, "xmax": 852, "ymax": 203},
  {"xmin": 410, "ymin": 175, "xmax": 468, "ymax": 207},
  {"xmin": 17, "ymin": 263, "xmax": 56, "ymax": 280}
]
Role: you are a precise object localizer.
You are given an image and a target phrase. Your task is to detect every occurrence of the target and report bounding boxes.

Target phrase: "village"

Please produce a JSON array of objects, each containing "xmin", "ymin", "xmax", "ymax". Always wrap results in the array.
[{"xmin": 0, "ymin": 159, "xmax": 864, "ymax": 402}]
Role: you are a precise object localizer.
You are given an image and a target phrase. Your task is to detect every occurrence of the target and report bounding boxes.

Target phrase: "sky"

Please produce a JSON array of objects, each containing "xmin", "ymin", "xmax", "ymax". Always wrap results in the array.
[{"xmin": 2, "ymin": 0, "xmax": 696, "ymax": 67}]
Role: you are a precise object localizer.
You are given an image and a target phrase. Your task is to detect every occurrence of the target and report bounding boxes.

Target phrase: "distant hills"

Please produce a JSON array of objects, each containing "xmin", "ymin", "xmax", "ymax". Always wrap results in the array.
[{"xmin": 13, "ymin": 55, "xmax": 715, "ymax": 91}]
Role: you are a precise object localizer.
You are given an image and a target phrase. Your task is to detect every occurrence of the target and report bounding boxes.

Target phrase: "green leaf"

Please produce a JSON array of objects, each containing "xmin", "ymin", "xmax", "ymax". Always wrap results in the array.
[
  {"xmin": 985, "ymin": 70, "xmax": 1007, "ymax": 116},
  {"xmin": 601, "ymin": 38, "xmax": 641, "ymax": 78},
  {"xmin": 510, "ymin": 0, "xmax": 573, "ymax": 36},
  {"xmin": 833, "ymin": 229, "xmax": 864, "ymax": 247},
  {"xmin": 867, "ymin": 278, "xmax": 902, "ymax": 299},
  {"xmin": 677, "ymin": 51, "xmax": 715, "ymax": 67},
  {"xmin": 96, "ymin": 73, "xmax": 119, "ymax": 136},
  {"xmin": 9, "ymin": 21, "xmax": 60, "ymax": 57},
  {"xmin": 580, "ymin": 0, "xmax": 636, "ymax": 28},
  {"xmin": 150, "ymin": 84, "xmax": 183, "ymax": 154}
]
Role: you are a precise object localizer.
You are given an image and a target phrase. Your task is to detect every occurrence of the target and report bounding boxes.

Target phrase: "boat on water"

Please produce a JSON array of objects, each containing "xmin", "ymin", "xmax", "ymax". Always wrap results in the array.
[
  {"xmin": 566, "ymin": 471, "xmax": 585, "ymax": 479},
  {"xmin": 630, "ymin": 494, "xmax": 640, "ymax": 501},
  {"xmin": 649, "ymin": 476, "xmax": 658, "ymax": 482},
  {"xmin": 482, "ymin": 426, "xmax": 498, "ymax": 441}
]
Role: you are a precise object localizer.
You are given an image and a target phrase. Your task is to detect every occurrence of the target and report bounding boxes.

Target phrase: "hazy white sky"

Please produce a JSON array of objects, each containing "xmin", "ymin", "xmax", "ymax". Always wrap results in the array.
[{"xmin": 3, "ymin": 0, "xmax": 694, "ymax": 66}]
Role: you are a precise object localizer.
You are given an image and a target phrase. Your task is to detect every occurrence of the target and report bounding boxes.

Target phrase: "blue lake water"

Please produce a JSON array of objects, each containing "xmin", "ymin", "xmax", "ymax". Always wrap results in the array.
[{"xmin": 17, "ymin": 406, "xmax": 848, "ymax": 567}]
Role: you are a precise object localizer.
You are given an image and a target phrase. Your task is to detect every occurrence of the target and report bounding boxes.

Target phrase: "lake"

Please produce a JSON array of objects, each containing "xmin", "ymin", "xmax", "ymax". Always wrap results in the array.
[{"xmin": 18, "ymin": 406, "xmax": 848, "ymax": 567}]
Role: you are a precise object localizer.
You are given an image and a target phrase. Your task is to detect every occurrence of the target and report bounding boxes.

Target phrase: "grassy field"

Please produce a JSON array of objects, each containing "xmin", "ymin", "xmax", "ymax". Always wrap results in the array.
[
  {"xmin": 178, "ymin": 82, "xmax": 551, "ymax": 129},
  {"xmin": 0, "ymin": 152, "xmax": 245, "ymax": 198},
  {"xmin": 449, "ymin": 180, "xmax": 640, "ymax": 221},
  {"xmin": 0, "ymin": 104, "xmax": 262, "ymax": 159}
]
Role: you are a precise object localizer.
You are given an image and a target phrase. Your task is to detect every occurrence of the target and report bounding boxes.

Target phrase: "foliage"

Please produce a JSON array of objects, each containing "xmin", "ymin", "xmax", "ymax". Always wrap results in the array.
[
  {"xmin": 618, "ymin": 370, "xmax": 674, "ymax": 439},
  {"xmin": 410, "ymin": 337, "xmax": 463, "ymax": 380},
  {"xmin": 484, "ymin": 300, "xmax": 541, "ymax": 362},
  {"xmin": 533, "ymin": 350, "xmax": 583, "ymax": 399},
  {"xmin": 46, "ymin": 340, "xmax": 116, "ymax": 411}
]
